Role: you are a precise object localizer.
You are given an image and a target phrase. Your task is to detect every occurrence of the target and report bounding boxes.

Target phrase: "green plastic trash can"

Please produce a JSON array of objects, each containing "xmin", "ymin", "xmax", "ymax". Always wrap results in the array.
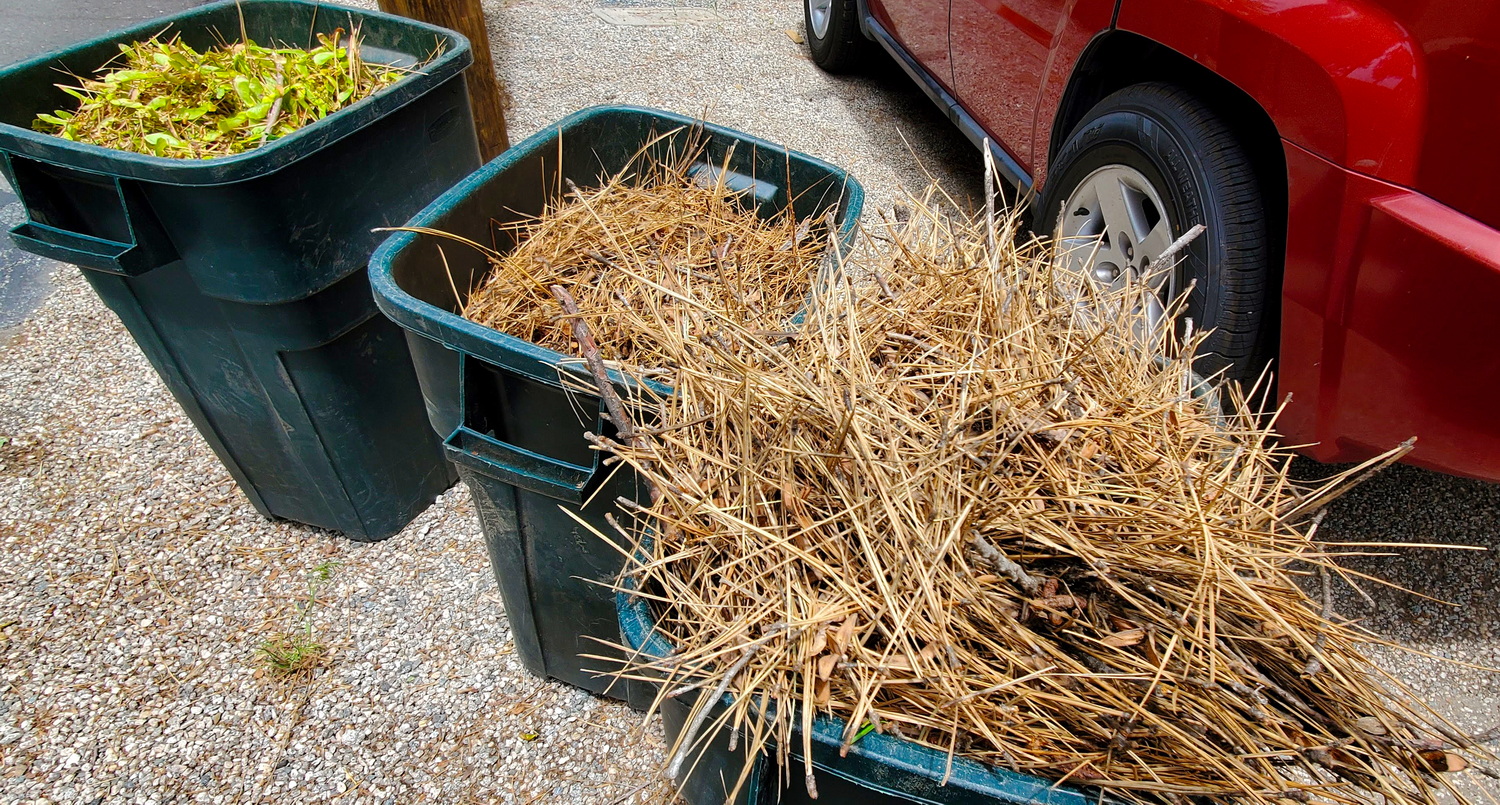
[
  {"xmin": 369, "ymin": 106, "xmax": 864, "ymax": 705},
  {"xmin": 0, "ymin": 0, "xmax": 479, "ymax": 540},
  {"xmin": 618, "ymin": 584, "xmax": 1111, "ymax": 805}
]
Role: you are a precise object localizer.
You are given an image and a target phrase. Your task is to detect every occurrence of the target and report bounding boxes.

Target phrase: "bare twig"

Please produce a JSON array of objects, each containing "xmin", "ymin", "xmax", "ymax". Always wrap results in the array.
[
  {"xmin": 665, "ymin": 625, "xmax": 787, "ymax": 781},
  {"xmin": 550, "ymin": 285, "xmax": 638, "ymax": 445},
  {"xmin": 970, "ymin": 533, "xmax": 1042, "ymax": 595},
  {"xmin": 1155, "ymin": 223, "xmax": 1206, "ymax": 267}
]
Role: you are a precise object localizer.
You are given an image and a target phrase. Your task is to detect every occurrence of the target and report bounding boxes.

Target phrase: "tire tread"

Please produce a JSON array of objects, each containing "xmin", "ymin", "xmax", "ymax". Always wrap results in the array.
[
  {"xmin": 805, "ymin": 0, "xmax": 867, "ymax": 72},
  {"xmin": 1041, "ymin": 82, "xmax": 1271, "ymax": 383}
]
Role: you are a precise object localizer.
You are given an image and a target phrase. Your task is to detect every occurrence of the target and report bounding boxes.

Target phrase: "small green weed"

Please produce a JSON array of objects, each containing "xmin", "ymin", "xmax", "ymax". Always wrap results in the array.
[
  {"xmin": 257, "ymin": 560, "xmax": 338, "ymax": 682},
  {"xmin": 256, "ymin": 632, "xmax": 327, "ymax": 681}
]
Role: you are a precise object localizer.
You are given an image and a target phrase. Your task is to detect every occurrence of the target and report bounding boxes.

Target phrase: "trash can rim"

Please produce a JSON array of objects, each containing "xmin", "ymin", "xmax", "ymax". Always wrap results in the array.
[{"xmin": 616, "ymin": 561, "xmax": 1107, "ymax": 805}]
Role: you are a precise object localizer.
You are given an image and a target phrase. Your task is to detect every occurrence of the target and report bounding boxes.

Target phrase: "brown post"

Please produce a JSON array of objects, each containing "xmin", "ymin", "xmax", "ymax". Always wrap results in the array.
[{"xmin": 378, "ymin": 0, "xmax": 510, "ymax": 160}]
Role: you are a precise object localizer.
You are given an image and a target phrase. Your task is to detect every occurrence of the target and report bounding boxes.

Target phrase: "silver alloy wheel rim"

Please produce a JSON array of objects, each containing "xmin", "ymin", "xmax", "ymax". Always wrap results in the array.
[
  {"xmin": 807, "ymin": 0, "xmax": 833, "ymax": 39},
  {"xmin": 1054, "ymin": 164, "xmax": 1178, "ymax": 334}
]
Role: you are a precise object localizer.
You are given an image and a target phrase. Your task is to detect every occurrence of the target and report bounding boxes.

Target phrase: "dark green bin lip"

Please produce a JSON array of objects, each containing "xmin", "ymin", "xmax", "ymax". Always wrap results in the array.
[
  {"xmin": 369, "ymin": 104, "xmax": 866, "ymax": 392},
  {"xmin": 0, "ymin": 0, "xmax": 472, "ymax": 185},
  {"xmin": 616, "ymin": 577, "xmax": 1106, "ymax": 805}
]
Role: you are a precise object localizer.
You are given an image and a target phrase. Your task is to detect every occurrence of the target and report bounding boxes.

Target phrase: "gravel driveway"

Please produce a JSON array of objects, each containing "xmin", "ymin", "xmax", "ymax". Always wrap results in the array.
[{"xmin": 1, "ymin": 0, "xmax": 1495, "ymax": 802}]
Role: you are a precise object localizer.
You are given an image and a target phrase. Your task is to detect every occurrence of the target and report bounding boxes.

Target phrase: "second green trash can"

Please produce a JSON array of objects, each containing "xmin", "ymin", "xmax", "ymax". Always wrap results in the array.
[
  {"xmin": 0, "ymin": 0, "xmax": 481, "ymax": 540},
  {"xmin": 370, "ymin": 106, "xmax": 864, "ymax": 705}
]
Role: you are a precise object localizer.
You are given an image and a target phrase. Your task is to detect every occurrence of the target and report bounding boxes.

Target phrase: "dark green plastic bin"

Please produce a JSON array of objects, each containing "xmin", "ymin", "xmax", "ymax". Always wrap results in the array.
[
  {"xmin": 0, "ymin": 0, "xmax": 479, "ymax": 540},
  {"xmin": 369, "ymin": 106, "xmax": 864, "ymax": 705},
  {"xmin": 618, "ymin": 586, "xmax": 1111, "ymax": 805}
]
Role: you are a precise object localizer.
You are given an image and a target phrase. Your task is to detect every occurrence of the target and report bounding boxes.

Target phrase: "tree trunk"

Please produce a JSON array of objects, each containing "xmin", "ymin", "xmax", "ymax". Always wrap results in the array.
[{"xmin": 377, "ymin": 0, "xmax": 510, "ymax": 160}]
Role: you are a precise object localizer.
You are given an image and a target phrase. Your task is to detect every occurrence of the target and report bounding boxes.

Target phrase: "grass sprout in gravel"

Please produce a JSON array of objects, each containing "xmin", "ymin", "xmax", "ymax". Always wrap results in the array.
[
  {"xmin": 34, "ymin": 30, "xmax": 407, "ymax": 158},
  {"xmin": 256, "ymin": 562, "xmax": 337, "ymax": 683}
]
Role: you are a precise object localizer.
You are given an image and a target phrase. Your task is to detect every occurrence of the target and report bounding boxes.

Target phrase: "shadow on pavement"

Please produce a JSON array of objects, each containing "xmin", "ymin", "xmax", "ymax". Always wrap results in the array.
[
  {"xmin": 806, "ymin": 52, "xmax": 989, "ymax": 212},
  {"xmin": 1295, "ymin": 457, "xmax": 1500, "ymax": 646}
]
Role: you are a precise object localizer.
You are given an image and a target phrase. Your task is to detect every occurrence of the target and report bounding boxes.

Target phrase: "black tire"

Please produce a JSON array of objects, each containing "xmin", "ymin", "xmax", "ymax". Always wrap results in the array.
[
  {"xmin": 1038, "ymin": 82, "xmax": 1269, "ymax": 384},
  {"xmin": 805, "ymin": 0, "xmax": 866, "ymax": 72}
]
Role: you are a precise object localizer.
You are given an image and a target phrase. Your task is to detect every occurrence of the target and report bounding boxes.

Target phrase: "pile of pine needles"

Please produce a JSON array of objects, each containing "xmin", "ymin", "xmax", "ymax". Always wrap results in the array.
[
  {"xmin": 457, "ymin": 146, "xmax": 830, "ymax": 367},
  {"xmin": 554, "ymin": 187, "xmax": 1495, "ymax": 804},
  {"xmin": 35, "ymin": 29, "xmax": 407, "ymax": 158}
]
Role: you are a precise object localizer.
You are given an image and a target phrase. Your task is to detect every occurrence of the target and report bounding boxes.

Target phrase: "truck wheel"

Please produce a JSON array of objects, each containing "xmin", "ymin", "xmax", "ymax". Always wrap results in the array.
[
  {"xmin": 805, "ymin": 0, "xmax": 866, "ymax": 72},
  {"xmin": 1039, "ymin": 82, "xmax": 1269, "ymax": 384}
]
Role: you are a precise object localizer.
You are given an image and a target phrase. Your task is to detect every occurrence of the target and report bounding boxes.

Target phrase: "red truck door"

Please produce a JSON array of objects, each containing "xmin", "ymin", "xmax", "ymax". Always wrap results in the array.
[
  {"xmin": 950, "ymin": 0, "xmax": 1116, "ymax": 179},
  {"xmin": 950, "ymin": 0, "xmax": 1061, "ymax": 173},
  {"xmin": 870, "ymin": 0, "xmax": 954, "ymax": 90}
]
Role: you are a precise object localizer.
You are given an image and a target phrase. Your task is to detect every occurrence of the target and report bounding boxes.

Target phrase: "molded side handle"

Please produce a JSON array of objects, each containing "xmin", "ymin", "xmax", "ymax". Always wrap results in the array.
[
  {"xmin": 444, "ymin": 425, "xmax": 596, "ymax": 505},
  {"xmin": 3, "ymin": 154, "xmax": 177, "ymax": 276},
  {"xmin": 9, "ymin": 220, "xmax": 167, "ymax": 275}
]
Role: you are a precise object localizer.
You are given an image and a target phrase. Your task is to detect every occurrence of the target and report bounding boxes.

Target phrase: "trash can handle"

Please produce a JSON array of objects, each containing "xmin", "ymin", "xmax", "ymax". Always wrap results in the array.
[
  {"xmin": 444, "ymin": 425, "xmax": 596, "ymax": 505},
  {"xmin": 3, "ymin": 155, "xmax": 176, "ymax": 276},
  {"xmin": 9, "ymin": 220, "xmax": 168, "ymax": 275}
]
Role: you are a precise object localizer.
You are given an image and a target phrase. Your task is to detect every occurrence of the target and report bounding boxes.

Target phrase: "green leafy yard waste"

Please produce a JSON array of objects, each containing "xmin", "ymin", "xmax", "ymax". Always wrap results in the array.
[{"xmin": 34, "ymin": 30, "xmax": 408, "ymax": 158}]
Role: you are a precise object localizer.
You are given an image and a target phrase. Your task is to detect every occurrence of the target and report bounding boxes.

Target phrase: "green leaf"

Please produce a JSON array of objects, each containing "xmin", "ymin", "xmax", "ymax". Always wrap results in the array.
[
  {"xmin": 853, "ymin": 722, "xmax": 877, "ymax": 744},
  {"xmin": 141, "ymin": 131, "xmax": 181, "ymax": 156},
  {"xmin": 105, "ymin": 69, "xmax": 153, "ymax": 83},
  {"xmin": 243, "ymin": 101, "xmax": 273, "ymax": 122},
  {"xmin": 232, "ymin": 75, "xmax": 261, "ymax": 105},
  {"xmin": 182, "ymin": 102, "xmax": 216, "ymax": 120},
  {"xmin": 142, "ymin": 132, "xmax": 182, "ymax": 147}
]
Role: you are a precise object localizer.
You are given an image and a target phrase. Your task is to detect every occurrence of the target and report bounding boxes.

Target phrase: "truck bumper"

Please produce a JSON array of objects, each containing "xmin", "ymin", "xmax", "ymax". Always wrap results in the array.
[{"xmin": 1277, "ymin": 141, "xmax": 1500, "ymax": 482}]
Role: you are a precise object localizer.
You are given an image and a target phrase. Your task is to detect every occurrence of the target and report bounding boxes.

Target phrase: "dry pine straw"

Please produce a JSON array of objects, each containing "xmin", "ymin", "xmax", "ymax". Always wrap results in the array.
[
  {"xmin": 564, "ymin": 188, "xmax": 1490, "ymax": 804},
  {"xmin": 444, "ymin": 158, "xmax": 1492, "ymax": 804},
  {"xmin": 458, "ymin": 148, "xmax": 830, "ymax": 369}
]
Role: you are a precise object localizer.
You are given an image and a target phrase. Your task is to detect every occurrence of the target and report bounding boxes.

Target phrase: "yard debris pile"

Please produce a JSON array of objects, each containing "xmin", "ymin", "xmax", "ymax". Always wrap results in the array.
[
  {"xmin": 563, "ymin": 189, "xmax": 1491, "ymax": 804},
  {"xmin": 458, "ymin": 143, "xmax": 830, "ymax": 367},
  {"xmin": 34, "ymin": 30, "xmax": 407, "ymax": 158},
  {"xmin": 427, "ymin": 137, "xmax": 1487, "ymax": 803}
]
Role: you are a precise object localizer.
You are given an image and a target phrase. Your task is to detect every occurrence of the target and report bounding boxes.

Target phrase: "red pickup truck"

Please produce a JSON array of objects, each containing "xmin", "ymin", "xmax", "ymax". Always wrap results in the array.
[{"xmin": 805, "ymin": 0, "xmax": 1500, "ymax": 483}]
